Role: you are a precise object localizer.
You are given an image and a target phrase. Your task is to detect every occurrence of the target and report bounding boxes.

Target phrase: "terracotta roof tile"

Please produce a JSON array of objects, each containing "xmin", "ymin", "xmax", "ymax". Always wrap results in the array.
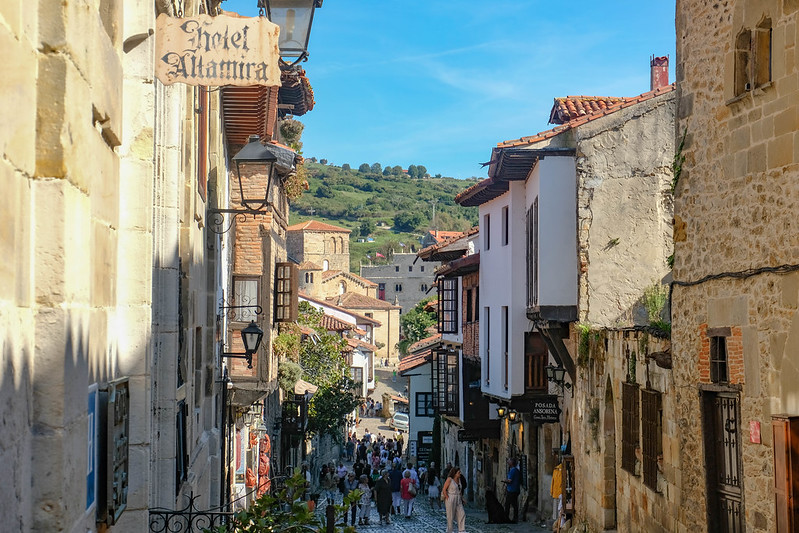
[
  {"xmin": 325, "ymin": 292, "xmax": 400, "ymax": 310},
  {"xmin": 286, "ymin": 220, "xmax": 351, "ymax": 233},
  {"xmin": 298, "ymin": 261, "xmax": 322, "ymax": 270},
  {"xmin": 347, "ymin": 338, "xmax": 379, "ymax": 353},
  {"xmin": 320, "ymin": 314, "xmax": 354, "ymax": 332},
  {"xmin": 417, "ymin": 226, "xmax": 478, "ymax": 260},
  {"xmin": 399, "ymin": 349, "xmax": 433, "ymax": 373},
  {"xmin": 299, "ymin": 292, "xmax": 382, "ymax": 326},
  {"xmin": 497, "ymin": 84, "xmax": 676, "ymax": 149},
  {"xmin": 548, "ymin": 96, "xmax": 627, "ymax": 124},
  {"xmin": 320, "ymin": 270, "xmax": 378, "ymax": 287},
  {"xmin": 408, "ymin": 333, "xmax": 442, "ymax": 353}
]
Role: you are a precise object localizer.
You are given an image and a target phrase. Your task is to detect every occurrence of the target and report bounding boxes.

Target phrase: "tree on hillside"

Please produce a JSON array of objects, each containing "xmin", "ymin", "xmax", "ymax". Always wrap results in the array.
[
  {"xmin": 342, "ymin": 163, "xmax": 351, "ymax": 171},
  {"xmin": 370, "ymin": 162, "xmax": 382, "ymax": 174},
  {"xmin": 382, "ymin": 166, "xmax": 392, "ymax": 176},
  {"xmin": 393, "ymin": 211, "xmax": 425, "ymax": 232},
  {"xmin": 358, "ymin": 163, "xmax": 370, "ymax": 173},
  {"xmin": 407, "ymin": 164, "xmax": 418, "ymax": 179},
  {"xmin": 417, "ymin": 165, "xmax": 427, "ymax": 178},
  {"xmin": 392, "ymin": 165, "xmax": 403, "ymax": 175},
  {"xmin": 320, "ymin": 158, "xmax": 328, "ymax": 165},
  {"xmin": 315, "ymin": 184, "xmax": 335, "ymax": 198},
  {"xmin": 359, "ymin": 219, "xmax": 374, "ymax": 237}
]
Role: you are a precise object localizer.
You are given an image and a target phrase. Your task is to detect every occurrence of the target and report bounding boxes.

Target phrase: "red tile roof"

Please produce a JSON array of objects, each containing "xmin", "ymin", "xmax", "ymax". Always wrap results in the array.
[
  {"xmin": 408, "ymin": 334, "xmax": 442, "ymax": 353},
  {"xmin": 320, "ymin": 314, "xmax": 354, "ymax": 332},
  {"xmin": 548, "ymin": 96, "xmax": 627, "ymax": 124},
  {"xmin": 286, "ymin": 220, "xmax": 351, "ymax": 233},
  {"xmin": 320, "ymin": 270, "xmax": 378, "ymax": 287},
  {"xmin": 347, "ymin": 338, "xmax": 379, "ymax": 353},
  {"xmin": 455, "ymin": 84, "xmax": 676, "ymax": 207},
  {"xmin": 399, "ymin": 349, "xmax": 433, "ymax": 373},
  {"xmin": 498, "ymin": 84, "xmax": 676, "ymax": 149},
  {"xmin": 417, "ymin": 227, "xmax": 478, "ymax": 260},
  {"xmin": 426, "ymin": 230, "xmax": 463, "ymax": 243},
  {"xmin": 299, "ymin": 292, "xmax": 382, "ymax": 326},
  {"xmin": 298, "ymin": 261, "xmax": 322, "ymax": 270},
  {"xmin": 325, "ymin": 292, "xmax": 401, "ymax": 310}
]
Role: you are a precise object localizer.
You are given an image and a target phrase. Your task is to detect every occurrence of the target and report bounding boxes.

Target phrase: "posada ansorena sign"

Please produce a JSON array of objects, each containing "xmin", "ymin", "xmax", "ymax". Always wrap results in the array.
[{"xmin": 155, "ymin": 13, "xmax": 281, "ymax": 87}]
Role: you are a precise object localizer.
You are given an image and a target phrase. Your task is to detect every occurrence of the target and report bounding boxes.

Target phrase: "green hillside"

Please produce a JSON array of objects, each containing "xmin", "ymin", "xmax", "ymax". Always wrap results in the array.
[{"xmin": 289, "ymin": 161, "xmax": 480, "ymax": 272}]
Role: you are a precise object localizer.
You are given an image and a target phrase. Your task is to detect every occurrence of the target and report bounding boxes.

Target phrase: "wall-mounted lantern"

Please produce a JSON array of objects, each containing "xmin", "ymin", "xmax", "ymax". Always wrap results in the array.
[
  {"xmin": 222, "ymin": 321, "xmax": 264, "ymax": 369},
  {"xmin": 258, "ymin": 0, "xmax": 322, "ymax": 67}
]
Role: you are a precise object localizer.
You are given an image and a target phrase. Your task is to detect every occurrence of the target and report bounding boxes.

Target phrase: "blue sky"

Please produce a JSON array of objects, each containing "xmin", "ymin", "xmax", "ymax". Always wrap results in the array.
[{"xmin": 224, "ymin": 1, "xmax": 676, "ymax": 179}]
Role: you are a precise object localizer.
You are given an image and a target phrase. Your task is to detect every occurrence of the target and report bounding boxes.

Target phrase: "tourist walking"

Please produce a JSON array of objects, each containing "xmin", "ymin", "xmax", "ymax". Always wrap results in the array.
[
  {"xmin": 442, "ymin": 466, "xmax": 466, "ymax": 533},
  {"xmin": 374, "ymin": 469, "xmax": 393, "ymax": 525},
  {"xmin": 427, "ymin": 469, "xmax": 442, "ymax": 509},
  {"xmin": 357, "ymin": 474, "xmax": 373, "ymax": 525},
  {"xmin": 389, "ymin": 463, "xmax": 403, "ymax": 515},
  {"xmin": 400, "ymin": 470, "xmax": 417, "ymax": 518},
  {"xmin": 341, "ymin": 472, "xmax": 359, "ymax": 526}
]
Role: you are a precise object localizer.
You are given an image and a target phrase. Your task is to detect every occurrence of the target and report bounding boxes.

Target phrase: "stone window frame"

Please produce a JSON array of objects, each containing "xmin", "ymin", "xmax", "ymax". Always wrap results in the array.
[{"xmin": 708, "ymin": 327, "xmax": 731, "ymax": 384}]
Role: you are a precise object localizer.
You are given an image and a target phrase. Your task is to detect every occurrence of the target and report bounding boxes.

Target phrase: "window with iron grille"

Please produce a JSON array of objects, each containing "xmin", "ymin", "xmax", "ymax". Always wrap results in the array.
[
  {"xmin": 438, "ymin": 278, "xmax": 458, "ymax": 333},
  {"xmin": 432, "ymin": 349, "xmax": 459, "ymax": 416},
  {"xmin": 622, "ymin": 382, "xmax": 640, "ymax": 474},
  {"xmin": 711, "ymin": 336, "xmax": 729, "ymax": 384},
  {"xmin": 527, "ymin": 198, "xmax": 539, "ymax": 308},
  {"xmin": 233, "ymin": 276, "xmax": 260, "ymax": 322},
  {"xmin": 641, "ymin": 388, "xmax": 662, "ymax": 491},
  {"xmin": 275, "ymin": 262, "xmax": 298, "ymax": 323}
]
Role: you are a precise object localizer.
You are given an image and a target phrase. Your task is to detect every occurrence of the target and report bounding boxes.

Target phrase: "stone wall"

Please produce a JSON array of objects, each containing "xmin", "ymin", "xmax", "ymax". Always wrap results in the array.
[
  {"xmin": 287, "ymin": 229, "xmax": 349, "ymax": 272},
  {"xmin": 571, "ymin": 328, "xmax": 675, "ymax": 533},
  {"xmin": 360, "ymin": 253, "xmax": 439, "ymax": 313},
  {"xmin": 674, "ymin": 0, "xmax": 799, "ymax": 530},
  {"xmin": 574, "ymin": 92, "xmax": 676, "ymax": 328}
]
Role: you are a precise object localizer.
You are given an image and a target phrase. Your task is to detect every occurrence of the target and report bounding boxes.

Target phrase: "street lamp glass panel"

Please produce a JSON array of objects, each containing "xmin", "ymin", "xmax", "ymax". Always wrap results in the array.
[
  {"xmin": 553, "ymin": 366, "xmax": 567, "ymax": 384},
  {"xmin": 496, "ymin": 406, "xmax": 507, "ymax": 418},
  {"xmin": 241, "ymin": 321, "xmax": 264, "ymax": 354},
  {"xmin": 266, "ymin": 0, "xmax": 315, "ymax": 58},
  {"xmin": 545, "ymin": 365, "xmax": 555, "ymax": 381},
  {"xmin": 507, "ymin": 409, "xmax": 518, "ymax": 422}
]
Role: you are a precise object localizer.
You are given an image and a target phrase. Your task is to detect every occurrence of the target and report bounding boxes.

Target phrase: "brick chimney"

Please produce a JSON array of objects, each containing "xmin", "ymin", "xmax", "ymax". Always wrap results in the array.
[{"xmin": 650, "ymin": 55, "xmax": 669, "ymax": 90}]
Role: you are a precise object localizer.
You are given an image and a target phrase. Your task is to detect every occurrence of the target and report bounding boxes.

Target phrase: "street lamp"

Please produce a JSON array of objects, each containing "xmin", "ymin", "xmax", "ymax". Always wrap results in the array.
[
  {"xmin": 507, "ymin": 409, "xmax": 520, "ymax": 424},
  {"xmin": 259, "ymin": 0, "xmax": 321, "ymax": 67},
  {"xmin": 546, "ymin": 365, "xmax": 572, "ymax": 395},
  {"xmin": 208, "ymin": 135, "xmax": 279, "ymax": 234},
  {"xmin": 496, "ymin": 405, "xmax": 508, "ymax": 419},
  {"xmin": 222, "ymin": 321, "xmax": 264, "ymax": 369}
]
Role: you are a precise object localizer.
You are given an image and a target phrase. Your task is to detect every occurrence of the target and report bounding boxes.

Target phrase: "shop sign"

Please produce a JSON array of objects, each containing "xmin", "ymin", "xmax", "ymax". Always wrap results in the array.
[
  {"xmin": 530, "ymin": 395, "xmax": 561, "ymax": 423},
  {"xmin": 155, "ymin": 13, "xmax": 281, "ymax": 87}
]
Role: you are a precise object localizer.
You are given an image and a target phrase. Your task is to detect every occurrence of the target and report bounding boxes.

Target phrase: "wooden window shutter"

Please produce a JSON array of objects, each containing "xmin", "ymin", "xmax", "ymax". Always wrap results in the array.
[
  {"xmin": 641, "ymin": 388, "xmax": 662, "ymax": 490},
  {"xmin": 438, "ymin": 278, "xmax": 458, "ymax": 333},
  {"xmin": 275, "ymin": 262, "xmax": 298, "ymax": 323},
  {"xmin": 773, "ymin": 415, "xmax": 799, "ymax": 532},
  {"xmin": 621, "ymin": 382, "xmax": 640, "ymax": 474}
]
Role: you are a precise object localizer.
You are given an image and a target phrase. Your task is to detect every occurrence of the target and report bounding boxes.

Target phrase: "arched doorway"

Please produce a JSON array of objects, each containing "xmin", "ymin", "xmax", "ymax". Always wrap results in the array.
[{"xmin": 602, "ymin": 377, "xmax": 617, "ymax": 529}]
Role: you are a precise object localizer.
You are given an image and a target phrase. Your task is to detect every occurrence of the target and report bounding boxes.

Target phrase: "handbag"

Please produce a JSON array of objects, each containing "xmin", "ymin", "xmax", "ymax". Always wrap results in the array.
[{"xmin": 408, "ymin": 481, "xmax": 417, "ymax": 496}]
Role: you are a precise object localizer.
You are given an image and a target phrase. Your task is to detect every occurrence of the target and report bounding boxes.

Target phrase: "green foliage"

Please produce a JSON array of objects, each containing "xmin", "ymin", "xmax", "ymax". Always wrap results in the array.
[
  {"xmin": 577, "ymin": 323, "xmax": 591, "ymax": 367},
  {"xmin": 280, "ymin": 119, "xmax": 304, "ymax": 153},
  {"xmin": 341, "ymin": 163, "xmax": 351, "ymax": 171},
  {"xmin": 278, "ymin": 361, "xmax": 303, "ymax": 394},
  {"xmin": 274, "ymin": 327, "xmax": 301, "ymax": 362},
  {"xmin": 370, "ymin": 162, "xmax": 382, "ymax": 173},
  {"xmin": 642, "ymin": 283, "xmax": 669, "ymax": 323},
  {"xmin": 359, "ymin": 219, "xmax": 374, "ymax": 237},
  {"xmin": 315, "ymin": 184, "xmax": 335, "ymax": 198},
  {"xmin": 358, "ymin": 163, "xmax": 370, "ymax": 173},
  {"xmin": 205, "ymin": 473, "xmax": 360, "ymax": 533},
  {"xmin": 671, "ymin": 128, "xmax": 687, "ymax": 194},
  {"xmin": 400, "ymin": 296, "xmax": 437, "ymax": 352},
  {"xmin": 666, "ymin": 253, "xmax": 674, "ymax": 269},
  {"xmin": 393, "ymin": 211, "xmax": 426, "ymax": 233},
  {"xmin": 307, "ymin": 377, "xmax": 362, "ymax": 440}
]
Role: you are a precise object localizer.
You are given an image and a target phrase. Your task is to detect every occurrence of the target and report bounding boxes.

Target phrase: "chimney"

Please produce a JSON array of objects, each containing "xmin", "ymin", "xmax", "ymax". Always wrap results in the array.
[{"xmin": 650, "ymin": 55, "xmax": 669, "ymax": 90}]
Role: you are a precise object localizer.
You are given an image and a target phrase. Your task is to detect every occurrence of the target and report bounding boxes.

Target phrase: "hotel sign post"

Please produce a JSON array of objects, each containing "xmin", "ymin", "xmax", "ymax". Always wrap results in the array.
[
  {"xmin": 530, "ymin": 395, "xmax": 561, "ymax": 424},
  {"xmin": 155, "ymin": 13, "xmax": 282, "ymax": 87}
]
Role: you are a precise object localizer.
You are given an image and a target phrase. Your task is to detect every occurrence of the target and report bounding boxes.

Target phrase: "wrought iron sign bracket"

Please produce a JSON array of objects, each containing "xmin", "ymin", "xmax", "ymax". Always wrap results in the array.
[{"xmin": 207, "ymin": 205, "xmax": 273, "ymax": 235}]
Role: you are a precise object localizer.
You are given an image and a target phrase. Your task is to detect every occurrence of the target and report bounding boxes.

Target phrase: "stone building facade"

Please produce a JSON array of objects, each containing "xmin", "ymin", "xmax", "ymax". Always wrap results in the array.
[
  {"xmin": 287, "ymin": 220, "xmax": 350, "ymax": 272},
  {"xmin": 360, "ymin": 252, "xmax": 439, "ymax": 313},
  {"xmin": 673, "ymin": 1, "xmax": 799, "ymax": 531}
]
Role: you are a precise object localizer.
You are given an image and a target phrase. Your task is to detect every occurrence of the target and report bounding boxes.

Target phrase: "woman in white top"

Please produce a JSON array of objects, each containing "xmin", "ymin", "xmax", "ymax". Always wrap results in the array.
[{"xmin": 441, "ymin": 466, "xmax": 466, "ymax": 533}]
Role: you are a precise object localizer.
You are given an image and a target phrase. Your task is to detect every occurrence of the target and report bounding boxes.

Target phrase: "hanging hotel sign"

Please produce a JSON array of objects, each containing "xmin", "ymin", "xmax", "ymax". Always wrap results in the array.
[
  {"xmin": 530, "ymin": 395, "xmax": 561, "ymax": 423},
  {"xmin": 155, "ymin": 13, "xmax": 281, "ymax": 87}
]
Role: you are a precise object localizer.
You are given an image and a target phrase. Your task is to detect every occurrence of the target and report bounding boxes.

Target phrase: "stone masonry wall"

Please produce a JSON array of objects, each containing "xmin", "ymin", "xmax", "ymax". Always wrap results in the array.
[
  {"xmin": 287, "ymin": 229, "xmax": 349, "ymax": 272},
  {"xmin": 674, "ymin": 1, "xmax": 799, "ymax": 531}
]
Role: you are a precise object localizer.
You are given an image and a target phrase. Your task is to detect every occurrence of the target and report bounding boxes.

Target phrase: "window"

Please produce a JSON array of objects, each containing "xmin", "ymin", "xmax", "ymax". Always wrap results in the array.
[
  {"xmin": 395, "ymin": 266, "xmax": 400, "ymax": 272},
  {"xmin": 275, "ymin": 263, "xmax": 298, "ymax": 323},
  {"xmin": 421, "ymin": 266, "xmax": 425, "ymax": 272},
  {"xmin": 484, "ymin": 214, "xmax": 491, "ymax": 250},
  {"xmin": 322, "ymin": 259, "xmax": 329, "ymax": 271},
  {"xmin": 395, "ymin": 283, "xmax": 403, "ymax": 292},
  {"xmin": 416, "ymin": 392, "xmax": 435, "ymax": 417},
  {"xmin": 524, "ymin": 331, "xmax": 547, "ymax": 392},
  {"xmin": 622, "ymin": 382, "xmax": 640, "ymax": 474},
  {"xmin": 502, "ymin": 306, "xmax": 509, "ymax": 390},
  {"xmin": 409, "ymin": 266, "xmax": 413, "ymax": 272},
  {"xmin": 711, "ymin": 336, "xmax": 729, "ymax": 384},
  {"xmin": 754, "ymin": 18, "xmax": 772, "ymax": 88},
  {"xmin": 420, "ymin": 283, "xmax": 428, "ymax": 293},
  {"xmin": 378, "ymin": 283, "xmax": 385, "ymax": 300},
  {"xmin": 484, "ymin": 307, "xmax": 490, "ymax": 384},
  {"xmin": 465, "ymin": 289, "xmax": 473, "ymax": 323},
  {"xmin": 352, "ymin": 367, "xmax": 364, "ymax": 388},
  {"xmin": 641, "ymin": 388, "xmax": 662, "ymax": 491},
  {"xmin": 734, "ymin": 29, "xmax": 751, "ymax": 96},
  {"xmin": 438, "ymin": 278, "xmax": 458, "ymax": 333},
  {"xmin": 432, "ymin": 349, "xmax": 458, "ymax": 416},
  {"xmin": 176, "ymin": 400, "xmax": 188, "ymax": 494},
  {"xmin": 233, "ymin": 276, "xmax": 259, "ymax": 322},
  {"xmin": 527, "ymin": 198, "xmax": 539, "ymax": 308},
  {"xmin": 502, "ymin": 206, "xmax": 509, "ymax": 246}
]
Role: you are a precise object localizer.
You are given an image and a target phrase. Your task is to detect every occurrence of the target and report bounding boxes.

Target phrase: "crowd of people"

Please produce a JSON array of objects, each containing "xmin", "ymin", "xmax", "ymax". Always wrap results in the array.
[{"xmin": 316, "ymin": 431, "xmax": 472, "ymax": 532}]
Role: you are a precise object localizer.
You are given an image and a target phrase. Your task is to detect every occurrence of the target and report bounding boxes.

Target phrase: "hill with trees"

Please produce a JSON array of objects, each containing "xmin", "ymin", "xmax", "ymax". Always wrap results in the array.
[{"xmin": 290, "ymin": 160, "xmax": 480, "ymax": 271}]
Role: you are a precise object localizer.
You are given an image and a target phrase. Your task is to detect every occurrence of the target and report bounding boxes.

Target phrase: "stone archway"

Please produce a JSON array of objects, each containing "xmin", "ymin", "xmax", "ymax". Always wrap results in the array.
[{"xmin": 602, "ymin": 376, "xmax": 617, "ymax": 529}]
